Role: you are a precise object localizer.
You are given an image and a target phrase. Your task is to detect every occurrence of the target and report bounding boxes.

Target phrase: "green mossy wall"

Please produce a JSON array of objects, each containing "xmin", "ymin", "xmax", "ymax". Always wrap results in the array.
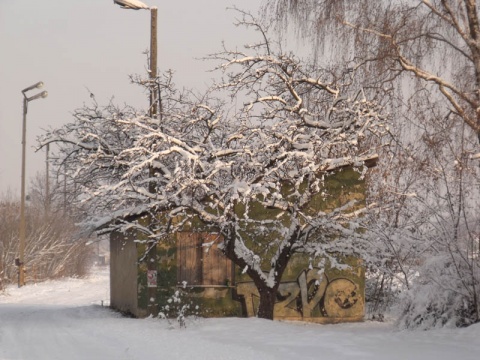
[
  {"xmin": 234, "ymin": 167, "xmax": 366, "ymax": 274},
  {"xmin": 132, "ymin": 167, "xmax": 366, "ymax": 320}
]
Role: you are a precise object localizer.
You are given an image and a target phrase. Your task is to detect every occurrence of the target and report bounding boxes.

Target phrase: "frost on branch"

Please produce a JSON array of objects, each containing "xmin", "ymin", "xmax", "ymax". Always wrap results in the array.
[{"xmin": 39, "ymin": 16, "xmax": 386, "ymax": 320}]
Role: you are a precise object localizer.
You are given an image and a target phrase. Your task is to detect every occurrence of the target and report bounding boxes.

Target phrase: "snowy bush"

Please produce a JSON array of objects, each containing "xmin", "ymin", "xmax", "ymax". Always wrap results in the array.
[
  {"xmin": 365, "ymin": 270, "xmax": 403, "ymax": 320},
  {"xmin": 158, "ymin": 286, "xmax": 200, "ymax": 328},
  {"xmin": 397, "ymin": 252, "xmax": 480, "ymax": 329},
  {"xmin": 362, "ymin": 102, "xmax": 480, "ymax": 328}
]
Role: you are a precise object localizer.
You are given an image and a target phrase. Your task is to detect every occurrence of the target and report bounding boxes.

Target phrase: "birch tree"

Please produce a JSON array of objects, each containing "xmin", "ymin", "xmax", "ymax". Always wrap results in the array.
[
  {"xmin": 264, "ymin": 0, "xmax": 480, "ymax": 326},
  {"xmin": 265, "ymin": 0, "xmax": 480, "ymax": 144}
]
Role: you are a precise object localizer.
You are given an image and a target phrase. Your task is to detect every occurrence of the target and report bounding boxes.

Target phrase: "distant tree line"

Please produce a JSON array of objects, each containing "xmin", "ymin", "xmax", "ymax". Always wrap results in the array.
[{"xmin": 0, "ymin": 173, "xmax": 93, "ymax": 290}]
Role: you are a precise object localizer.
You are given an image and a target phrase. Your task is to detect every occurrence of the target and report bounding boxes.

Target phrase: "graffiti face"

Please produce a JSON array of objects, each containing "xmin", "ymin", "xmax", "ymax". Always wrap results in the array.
[
  {"xmin": 236, "ymin": 268, "xmax": 363, "ymax": 321},
  {"xmin": 328, "ymin": 279, "xmax": 359, "ymax": 309}
]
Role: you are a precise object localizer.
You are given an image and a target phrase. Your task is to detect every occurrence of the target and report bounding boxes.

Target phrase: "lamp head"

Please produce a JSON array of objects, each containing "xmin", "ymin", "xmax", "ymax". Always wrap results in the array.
[
  {"xmin": 27, "ymin": 90, "xmax": 48, "ymax": 102},
  {"xmin": 113, "ymin": 0, "xmax": 150, "ymax": 10},
  {"xmin": 22, "ymin": 81, "xmax": 44, "ymax": 94}
]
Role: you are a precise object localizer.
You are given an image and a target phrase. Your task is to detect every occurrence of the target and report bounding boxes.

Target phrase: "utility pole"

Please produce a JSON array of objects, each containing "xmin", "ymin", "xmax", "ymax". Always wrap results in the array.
[
  {"xmin": 146, "ymin": 6, "xmax": 159, "ymax": 318},
  {"xmin": 45, "ymin": 143, "xmax": 50, "ymax": 214},
  {"xmin": 113, "ymin": 0, "xmax": 158, "ymax": 317},
  {"xmin": 150, "ymin": 7, "xmax": 158, "ymax": 118},
  {"xmin": 19, "ymin": 82, "xmax": 48, "ymax": 287},
  {"xmin": 63, "ymin": 163, "xmax": 67, "ymax": 215}
]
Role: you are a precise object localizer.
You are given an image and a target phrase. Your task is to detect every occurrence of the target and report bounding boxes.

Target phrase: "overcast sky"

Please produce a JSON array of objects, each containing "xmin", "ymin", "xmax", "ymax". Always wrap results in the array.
[{"xmin": 0, "ymin": 0, "xmax": 263, "ymax": 196}]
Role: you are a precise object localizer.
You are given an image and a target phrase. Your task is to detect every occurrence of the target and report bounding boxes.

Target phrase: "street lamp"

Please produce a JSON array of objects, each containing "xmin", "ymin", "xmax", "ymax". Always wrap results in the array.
[
  {"xmin": 113, "ymin": 0, "xmax": 158, "ymax": 118},
  {"xmin": 113, "ymin": 0, "xmax": 150, "ymax": 10},
  {"xmin": 18, "ymin": 81, "xmax": 48, "ymax": 287},
  {"xmin": 113, "ymin": 0, "xmax": 158, "ymax": 316}
]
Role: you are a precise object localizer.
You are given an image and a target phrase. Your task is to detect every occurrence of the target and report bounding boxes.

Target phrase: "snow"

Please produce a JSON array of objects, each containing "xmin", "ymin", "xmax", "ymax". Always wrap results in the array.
[{"xmin": 1, "ymin": 268, "xmax": 479, "ymax": 359}]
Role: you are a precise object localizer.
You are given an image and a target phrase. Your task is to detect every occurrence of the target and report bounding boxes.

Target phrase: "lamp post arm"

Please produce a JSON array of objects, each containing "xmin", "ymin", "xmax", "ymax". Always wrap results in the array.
[
  {"xmin": 27, "ymin": 91, "xmax": 48, "ymax": 102},
  {"xmin": 22, "ymin": 81, "xmax": 43, "ymax": 94}
]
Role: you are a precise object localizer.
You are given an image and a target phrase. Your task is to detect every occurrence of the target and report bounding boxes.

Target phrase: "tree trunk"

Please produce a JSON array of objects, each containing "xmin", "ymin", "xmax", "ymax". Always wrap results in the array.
[
  {"xmin": 256, "ymin": 284, "xmax": 278, "ymax": 320},
  {"xmin": 222, "ymin": 223, "xmax": 301, "ymax": 320}
]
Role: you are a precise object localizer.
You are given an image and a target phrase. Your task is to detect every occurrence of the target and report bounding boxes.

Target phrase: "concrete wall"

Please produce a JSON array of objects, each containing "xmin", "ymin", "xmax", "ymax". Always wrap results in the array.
[
  {"xmin": 110, "ymin": 232, "xmax": 139, "ymax": 317},
  {"xmin": 235, "ymin": 258, "xmax": 365, "ymax": 323},
  {"xmin": 111, "ymin": 167, "xmax": 368, "ymax": 321}
]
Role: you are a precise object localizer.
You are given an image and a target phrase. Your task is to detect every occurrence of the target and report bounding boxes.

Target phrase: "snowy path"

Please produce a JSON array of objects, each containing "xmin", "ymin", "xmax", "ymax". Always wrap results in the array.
[{"xmin": 1, "ymin": 268, "xmax": 479, "ymax": 360}]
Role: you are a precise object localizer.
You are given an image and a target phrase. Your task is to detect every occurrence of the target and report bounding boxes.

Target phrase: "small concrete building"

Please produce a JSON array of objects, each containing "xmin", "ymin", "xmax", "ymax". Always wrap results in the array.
[{"xmin": 110, "ymin": 163, "xmax": 374, "ymax": 322}]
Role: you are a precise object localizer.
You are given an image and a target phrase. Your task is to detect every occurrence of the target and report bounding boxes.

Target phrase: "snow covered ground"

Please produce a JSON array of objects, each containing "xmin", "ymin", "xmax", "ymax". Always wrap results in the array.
[{"xmin": 1, "ymin": 268, "xmax": 479, "ymax": 360}]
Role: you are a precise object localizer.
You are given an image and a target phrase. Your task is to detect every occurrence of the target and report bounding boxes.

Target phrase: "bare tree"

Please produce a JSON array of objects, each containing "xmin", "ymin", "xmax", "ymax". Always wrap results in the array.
[
  {"xmin": 265, "ymin": 0, "xmax": 480, "ymax": 142},
  {"xmin": 0, "ymin": 183, "xmax": 93, "ymax": 286},
  {"xmin": 40, "ymin": 16, "xmax": 386, "ymax": 320}
]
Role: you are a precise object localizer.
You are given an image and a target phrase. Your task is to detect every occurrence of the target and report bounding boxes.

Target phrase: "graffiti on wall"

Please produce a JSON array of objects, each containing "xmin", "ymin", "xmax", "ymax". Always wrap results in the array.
[{"xmin": 236, "ymin": 268, "xmax": 363, "ymax": 320}]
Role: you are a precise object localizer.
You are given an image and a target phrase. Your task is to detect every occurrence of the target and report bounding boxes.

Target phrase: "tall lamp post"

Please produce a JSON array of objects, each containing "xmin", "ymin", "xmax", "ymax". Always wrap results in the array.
[
  {"xmin": 113, "ymin": 0, "xmax": 158, "ymax": 117},
  {"xmin": 19, "ymin": 81, "xmax": 48, "ymax": 287},
  {"xmin": 113, "ymin": 0, "xmax": 158, "ymax": 316}
]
